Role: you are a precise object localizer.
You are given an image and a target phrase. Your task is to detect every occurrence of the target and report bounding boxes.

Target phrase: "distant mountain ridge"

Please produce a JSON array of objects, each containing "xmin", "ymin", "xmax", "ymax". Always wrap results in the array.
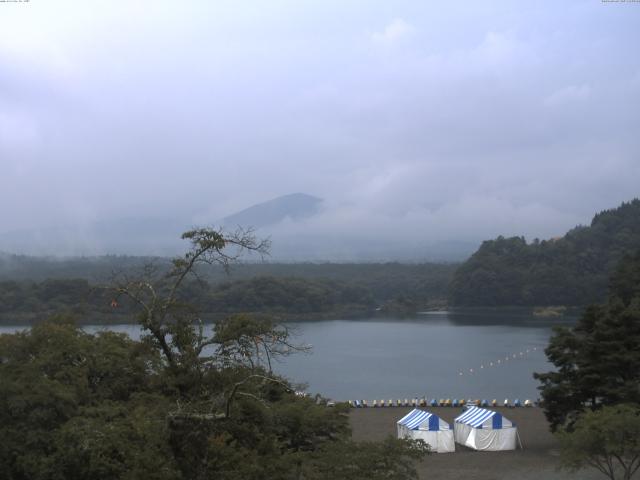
[
  {"xmin": 449, "ymin": 199, "xmax": 640, "ymax": 306},
  {"xmin": 0, "ymin": 191, "xmax": 475, "ymax": 261},
  {"xmin": 222, "ymin": 193, "xmax": 322, "ymax": 229},
  {"xmin": 0, "ymin": 194, "xmax": 324, "ymax": 256}
]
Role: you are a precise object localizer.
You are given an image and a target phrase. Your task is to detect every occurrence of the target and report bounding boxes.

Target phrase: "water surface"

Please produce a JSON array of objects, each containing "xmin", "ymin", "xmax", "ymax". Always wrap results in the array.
[{"xmin": 0, "ymin": 309, "xmax": 575, "ymax": 401}]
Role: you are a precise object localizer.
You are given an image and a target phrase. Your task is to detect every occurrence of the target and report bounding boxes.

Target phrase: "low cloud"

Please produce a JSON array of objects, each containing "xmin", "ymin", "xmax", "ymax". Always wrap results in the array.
[
  {"xmin": 371, "ymin": 18, "xmax": 415, "ymax": 46},
  {"xmin": 544, "ymin": 84, "xmax": 591, "ymax": 107},
  {"xmin": 0, "ymin": 1, "xmax": 638, "ymax": 259}
]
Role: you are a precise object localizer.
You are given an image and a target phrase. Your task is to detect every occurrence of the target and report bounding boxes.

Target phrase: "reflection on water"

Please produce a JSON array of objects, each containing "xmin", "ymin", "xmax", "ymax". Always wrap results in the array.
[
  {"xmin": 428, "ymin": 307, "xmax": 580, "ymax": 327},
  {"xmin": 276, "ymin": 309, "xmax": 578, "ymax": 401},
  {"xmin": 0, "ymin": 308, "xmax": 578, "ymax": 401}
]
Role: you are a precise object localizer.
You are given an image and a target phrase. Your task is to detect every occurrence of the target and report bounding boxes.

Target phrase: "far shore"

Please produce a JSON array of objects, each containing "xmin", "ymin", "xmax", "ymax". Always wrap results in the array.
[{"xmin": 0, "ymin": 305, "xmax": 585, "ymax": 327}]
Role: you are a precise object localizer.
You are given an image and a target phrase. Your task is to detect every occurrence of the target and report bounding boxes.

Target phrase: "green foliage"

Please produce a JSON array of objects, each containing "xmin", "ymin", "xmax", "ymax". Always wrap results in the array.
[
  {"xmin": 50, "ymin": 398, "xmax": 180, "ymax": 480},
  {"xmin": 0, "ymin": 263, "xmax": 456, "ymax": 325},
  {"xmin": 271, "ymin": 399, "xmax": 351, "ymax": 452},
  {"xmin": 0, "ymin": 228, "xmax": 429, "ymax": 479},
  {"xmin": 302, "ymin": 437, "xmax": 430, "ymax": 480},
  {"xmin": 557, "ymin": 404, "xmax": 640, "ymax": 480},
  {"xmin": 535, "ymin": 251, "xmax": 640, "ymax": 430},
  {"xmin": 451, "ymin": 199, "xmax": 640, "ymax": 306},
  {"xmin": 0, "ymin": 317, "xmax": 427, "ymax": 480},
  {"xmin": 378, "ymin": 294, "xmax": 420, "ymax": 316},
  {"xmin": 609, "ymin": 251, "xmax": 640, "ymax": 306},
  {"xmin": 0, "ymin": 253, "xmax": 456, "ymax": 306},
  {"xmin": 206, "ymin": 276, "xmax": 376, "ymax": 318},
  {"xmin": 0, "ymin": 320, "xmax": 173, "ymax": 480}
]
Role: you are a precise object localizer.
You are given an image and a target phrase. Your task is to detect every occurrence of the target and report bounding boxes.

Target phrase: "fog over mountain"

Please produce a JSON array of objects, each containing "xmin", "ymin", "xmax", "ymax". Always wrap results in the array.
[
  {"xmin": 1, "ymin": 1, "xmax": 639, "ymax": 260},
  {"xmin": 222, "ymin": 193, "xmax": 322, "ymax": 230},
  {"xmin": 0, "ymin": 193, "xmax": 476, "ymax": 260}
]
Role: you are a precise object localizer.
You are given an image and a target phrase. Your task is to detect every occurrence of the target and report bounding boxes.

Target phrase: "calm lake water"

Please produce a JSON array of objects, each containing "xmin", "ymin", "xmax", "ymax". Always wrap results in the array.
[{"xmin": 0, "ymin": 309, "xmax": 576, "ymax": 402}]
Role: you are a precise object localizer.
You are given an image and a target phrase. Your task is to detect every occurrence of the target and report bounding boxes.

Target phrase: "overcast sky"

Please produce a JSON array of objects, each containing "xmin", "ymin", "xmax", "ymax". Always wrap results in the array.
[{"xmin": 1, "ymin": 1, "xmax": 639, "ymax": 255}]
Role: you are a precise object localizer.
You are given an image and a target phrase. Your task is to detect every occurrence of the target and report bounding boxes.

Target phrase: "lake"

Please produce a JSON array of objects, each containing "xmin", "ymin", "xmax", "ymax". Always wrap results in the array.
[{"xmin": 0, "ymin": 309, "xmax": 576, "ymax": 402}]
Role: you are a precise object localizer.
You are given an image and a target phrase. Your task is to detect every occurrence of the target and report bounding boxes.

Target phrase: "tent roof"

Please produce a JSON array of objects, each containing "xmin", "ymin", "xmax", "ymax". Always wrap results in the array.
[
  {"xmin": 455, "ymin": 406, "xmax": 512, "ymax": 429},
  {"xmin": 397, "ymin": 409, "xmax": 447, "ymax": 430}
]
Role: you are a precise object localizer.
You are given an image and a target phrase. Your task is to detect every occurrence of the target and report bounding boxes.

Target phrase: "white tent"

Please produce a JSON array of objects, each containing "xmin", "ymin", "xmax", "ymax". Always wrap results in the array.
[
  {"xmin": 454, "ymin": 406, "xmax": 518, "ymax": 451},
  {"xmin": 396, "ymin": 409, "xmax": 455, "ymax": 453}
]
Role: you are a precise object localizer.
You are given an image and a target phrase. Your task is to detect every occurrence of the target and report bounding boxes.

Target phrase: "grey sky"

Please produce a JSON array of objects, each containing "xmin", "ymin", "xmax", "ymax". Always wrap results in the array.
[{"xmin": 1, "ymin": 1, "xmax": 639, "ymax": 256}]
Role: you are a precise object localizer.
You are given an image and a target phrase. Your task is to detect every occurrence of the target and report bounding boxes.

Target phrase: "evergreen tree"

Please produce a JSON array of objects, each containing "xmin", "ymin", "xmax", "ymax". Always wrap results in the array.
[
  {"xmin": 451, "ymin": 199, "xmax": 640, "ymax": 306},
  {"xmin": 534, "ymin": 251, "xmax": 640, "ymax": 430}
]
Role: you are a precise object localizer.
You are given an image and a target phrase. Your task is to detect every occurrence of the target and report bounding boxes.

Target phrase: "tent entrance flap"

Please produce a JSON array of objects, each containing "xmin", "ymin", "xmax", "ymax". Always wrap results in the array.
[
  {"xmin": 492, "ymin": 413, "xmax": 502, "ymax": 429},
  {"xmin": 454, "ymin": 407, "xmax": 517, "ymax": 451}
]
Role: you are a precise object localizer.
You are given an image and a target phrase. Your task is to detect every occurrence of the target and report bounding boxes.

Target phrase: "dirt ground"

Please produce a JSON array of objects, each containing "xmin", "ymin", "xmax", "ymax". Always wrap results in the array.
[{"xmin": 349, "ymin": 406, "xmax": 602, "ymax": 480}]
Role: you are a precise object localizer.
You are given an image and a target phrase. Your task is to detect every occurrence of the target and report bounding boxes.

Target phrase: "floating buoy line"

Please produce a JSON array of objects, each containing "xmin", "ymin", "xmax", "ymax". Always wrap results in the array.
[
  {"xmin": 298, "ymin": 344, "xmax": 545, "ymax": 408},
  {"xmin": 457, "ymin": 346, "xmax": 541, "ymax": 377}
]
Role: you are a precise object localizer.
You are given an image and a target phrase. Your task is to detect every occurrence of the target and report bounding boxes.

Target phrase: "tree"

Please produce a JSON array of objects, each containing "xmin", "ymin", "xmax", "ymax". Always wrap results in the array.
[
  {"xmin": 534, "ymin": 251, "xmax": 640, "ymax": 430},
  {"xmin": 111, "ymin": 227, "xmax": 270, "ymax": 374},
  {"xmin": 450, "ymin": 199, "xmax": 640, "ymax": 307},
  {"xmin": 557, "ymin": 404, "xmax": 640, "ymax": 480},
  {"xmin": 0, "ymin": 227, "xmax": 430, "ymax": 480},
  {"xmin": 0, "ymin": 317, "xmax": 175, "ymax": 480},
  {"xmin": 213, "ymin": 314, "xmax": 309, "ymax": 374},
  {"xmin": 108, "ymin": 227, "xmax": 430, "ymax": 479},
  {"xmin": 302, "ymin": 437, "xmax": 430, "ymax": 480}
]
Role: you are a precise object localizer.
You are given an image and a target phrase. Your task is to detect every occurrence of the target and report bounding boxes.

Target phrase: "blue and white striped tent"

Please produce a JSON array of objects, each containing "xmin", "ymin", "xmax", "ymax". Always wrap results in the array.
[
  {"xmin": 454, "ymin": 406, "xmax": 518, "ymax": 451},
  {"xmin": 397, "ymin": 409, "xmax": 454, "ymax": 453}
]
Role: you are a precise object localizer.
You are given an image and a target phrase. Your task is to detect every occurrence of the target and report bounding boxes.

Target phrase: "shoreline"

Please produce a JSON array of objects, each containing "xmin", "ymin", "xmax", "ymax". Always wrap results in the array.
[{"xmin": 0, "ymin": 305, "xmax": 585, "ymax": 327}]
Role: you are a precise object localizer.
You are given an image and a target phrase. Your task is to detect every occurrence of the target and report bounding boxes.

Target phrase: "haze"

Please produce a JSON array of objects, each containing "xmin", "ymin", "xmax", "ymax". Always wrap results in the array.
[{"xmin": 1, "ymin": 1, "xmax": 639, "ymax": 259}]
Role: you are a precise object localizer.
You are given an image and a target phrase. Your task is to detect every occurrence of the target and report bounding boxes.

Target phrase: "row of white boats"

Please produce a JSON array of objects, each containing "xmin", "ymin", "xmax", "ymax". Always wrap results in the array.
[{"xmin": 348, "ymin": 398, "xmax": 536, "ymax": 408}]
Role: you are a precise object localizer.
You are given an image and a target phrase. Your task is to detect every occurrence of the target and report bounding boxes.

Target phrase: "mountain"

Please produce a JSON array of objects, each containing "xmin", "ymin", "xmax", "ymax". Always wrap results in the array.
[
  {"xmin": 449, "ymin": 199, "xmax": 640, "ymax": 306},
  {"xmin": 0, "ymin": 192, "xmax": 476, "ymax": 262},
  {"xmin": 221, "ymin": 193, "xmax": 323, "ymax": 229},
  {"xmin": 222, "ymin": 193, "xmax": 477, "ymax": 261}
]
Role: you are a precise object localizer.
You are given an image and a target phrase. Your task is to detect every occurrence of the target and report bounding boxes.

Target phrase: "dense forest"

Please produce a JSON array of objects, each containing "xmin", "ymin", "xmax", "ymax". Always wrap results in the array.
[
  {"xmin": 0, "ymin": 277, "xmax": 372, "ymax": 325},
  {"xmin": 450, "ymin": 199, "xmax": 640, "ymax": 306},
  {"xmin": 0, "ymin": 262, "xmax": 456, "ymax": 325},
  {"xmin": 4, "ymin": 199, "xmax": 639, "ymax": 317},
  {"xmin": 535, "ymin": 249, "xmax": 640, "ymax": 430}
]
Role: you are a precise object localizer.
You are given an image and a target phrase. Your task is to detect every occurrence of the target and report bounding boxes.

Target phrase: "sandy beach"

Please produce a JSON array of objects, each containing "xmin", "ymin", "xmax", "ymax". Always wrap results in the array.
[{"xmin": 350, "ymin": 406, "xmax": 602, "ymax": 480}]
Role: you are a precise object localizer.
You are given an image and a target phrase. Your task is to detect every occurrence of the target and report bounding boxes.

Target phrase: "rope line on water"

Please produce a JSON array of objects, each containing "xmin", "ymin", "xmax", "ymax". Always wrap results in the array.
[{"xmin": 457, "ymin": 346, "xmax": 541, "ymax": 377}]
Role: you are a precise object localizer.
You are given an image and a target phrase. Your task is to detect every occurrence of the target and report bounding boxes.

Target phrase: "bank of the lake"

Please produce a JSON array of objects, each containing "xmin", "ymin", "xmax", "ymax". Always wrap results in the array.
[{"xmin": 0, "ymin": 307, "xmax": 376, "ymax": 326}]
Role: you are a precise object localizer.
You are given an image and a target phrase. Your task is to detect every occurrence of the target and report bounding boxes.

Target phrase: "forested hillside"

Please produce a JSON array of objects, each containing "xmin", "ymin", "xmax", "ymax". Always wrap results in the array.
[
  {"xmin": 0, "ymin": 254, "xmax": 455, "ymax": 301},
  {"xmin": 450, "ymin": 199, "xmax": 640, "ymax": 306},
  {"xmin": 0, "ymin": 262, "xmax": 456, "ymax": 324}
]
